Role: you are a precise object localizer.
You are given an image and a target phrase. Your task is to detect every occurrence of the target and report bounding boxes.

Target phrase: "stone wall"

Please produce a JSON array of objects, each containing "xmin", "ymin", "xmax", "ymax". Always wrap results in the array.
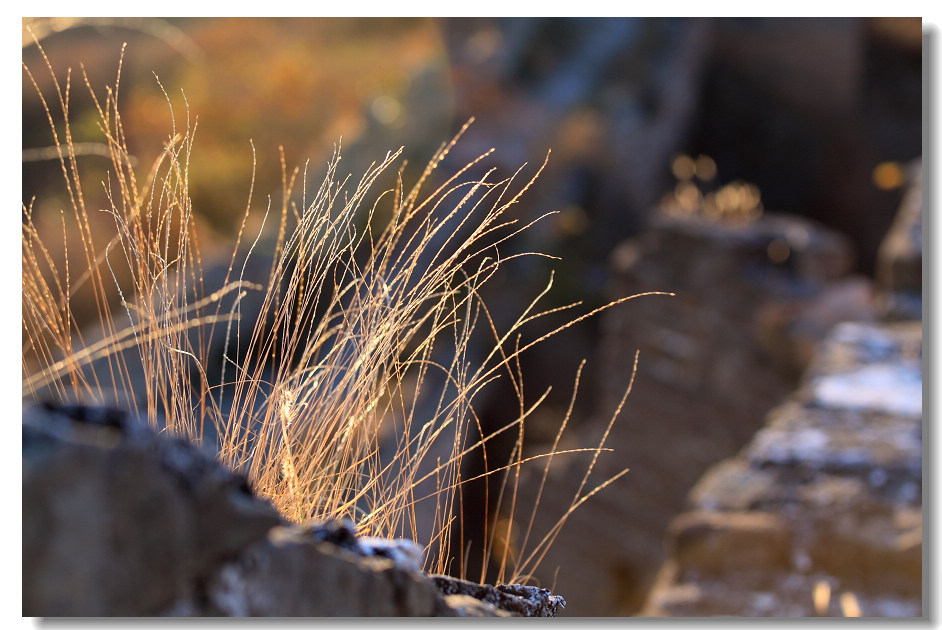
[
  {"xmin": 640, "ymin": 320, "xmax": 922, "ymax": 617},
  {"xmin": 509, "ymin": 208, "xmax": 875, "ymax": 615},
  {"xmin": 22, "ymin": 402, "xmax": 565, "ymax": 617},
  {"xmin": 639, "ymin": 165, "xmax": 923, "ymax": 617}
]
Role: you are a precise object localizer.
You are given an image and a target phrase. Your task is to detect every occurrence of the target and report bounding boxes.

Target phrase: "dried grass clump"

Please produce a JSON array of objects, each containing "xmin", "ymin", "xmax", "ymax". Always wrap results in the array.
[{"xmin": 23, "ymin": 41, "xmax": 665, "ymax": 583}]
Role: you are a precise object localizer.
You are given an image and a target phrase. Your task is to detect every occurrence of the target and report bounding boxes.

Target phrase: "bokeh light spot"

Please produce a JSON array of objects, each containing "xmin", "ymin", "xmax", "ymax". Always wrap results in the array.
[
  {"xmin": 872, "ymin": 161, "xmax": 904, "ymax": 191},
  {"xmin": 674, "ymin": 181, "xmax": 702, "ymax": 212},
  {"xmin": 371, "ymin": 94, "xmax": 404, "ymax": 128},
  {"xmin": 694, "ymin": 155, "xmax": 717, "ymax": 182},
  {"xmin": 671, "ymin": 154, "xmax": 696, "ymax": 181}
]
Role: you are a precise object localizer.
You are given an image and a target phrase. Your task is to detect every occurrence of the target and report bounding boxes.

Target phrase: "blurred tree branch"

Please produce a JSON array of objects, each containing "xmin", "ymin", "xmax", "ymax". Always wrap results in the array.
[{"xmin": 23, "ymin": 17, "xmax": 204, "ymax": 63}]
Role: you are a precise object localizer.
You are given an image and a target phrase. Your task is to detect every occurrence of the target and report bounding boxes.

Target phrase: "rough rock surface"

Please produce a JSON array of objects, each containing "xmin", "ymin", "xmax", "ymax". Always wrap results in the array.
[
  {"xmin": 200, "ymin": 525, "xmax": 445, "ymax": 616},
  {"xmin": 640, "ymin": 320, "xmax": 922, "ymax": 617},
  {"xmin": 431, "ymin": 575, "xmax": 567, "ymax": 617},
  {"xmin": 23, "ymin": 402, "xmax": 281, "ymax": 616},
  {"xmin": 22, "ymin": 402, "xmax": 565, "ymax": 617}
]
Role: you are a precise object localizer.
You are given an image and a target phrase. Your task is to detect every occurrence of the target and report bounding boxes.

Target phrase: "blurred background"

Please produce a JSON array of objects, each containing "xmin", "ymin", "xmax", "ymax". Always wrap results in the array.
[{"xmin": 23, "ymin": 17, "xmax": 923, "ymax": 616}]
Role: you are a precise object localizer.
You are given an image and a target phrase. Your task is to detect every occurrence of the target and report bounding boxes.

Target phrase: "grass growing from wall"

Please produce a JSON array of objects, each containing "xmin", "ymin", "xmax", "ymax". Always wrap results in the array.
[{"xmin": 22, "ymin": 41, "xmax": 666, "ymax": 585}]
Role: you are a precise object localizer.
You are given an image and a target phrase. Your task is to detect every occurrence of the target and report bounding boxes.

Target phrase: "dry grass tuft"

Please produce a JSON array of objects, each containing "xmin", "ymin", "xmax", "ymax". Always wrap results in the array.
[{"xmin": 22, "ymin": 40, "xmax": 668, "ymax": 583}]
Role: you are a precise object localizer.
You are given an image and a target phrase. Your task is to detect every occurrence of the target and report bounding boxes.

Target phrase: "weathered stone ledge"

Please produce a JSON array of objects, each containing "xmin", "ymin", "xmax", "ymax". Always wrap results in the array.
[
  {"xmin": 23, "ymin": 402, "xmax": 565, "ymax": 617},
  {"xmin": 640, "ymin": 320, "xmax": 922, "ymax": 617}
]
